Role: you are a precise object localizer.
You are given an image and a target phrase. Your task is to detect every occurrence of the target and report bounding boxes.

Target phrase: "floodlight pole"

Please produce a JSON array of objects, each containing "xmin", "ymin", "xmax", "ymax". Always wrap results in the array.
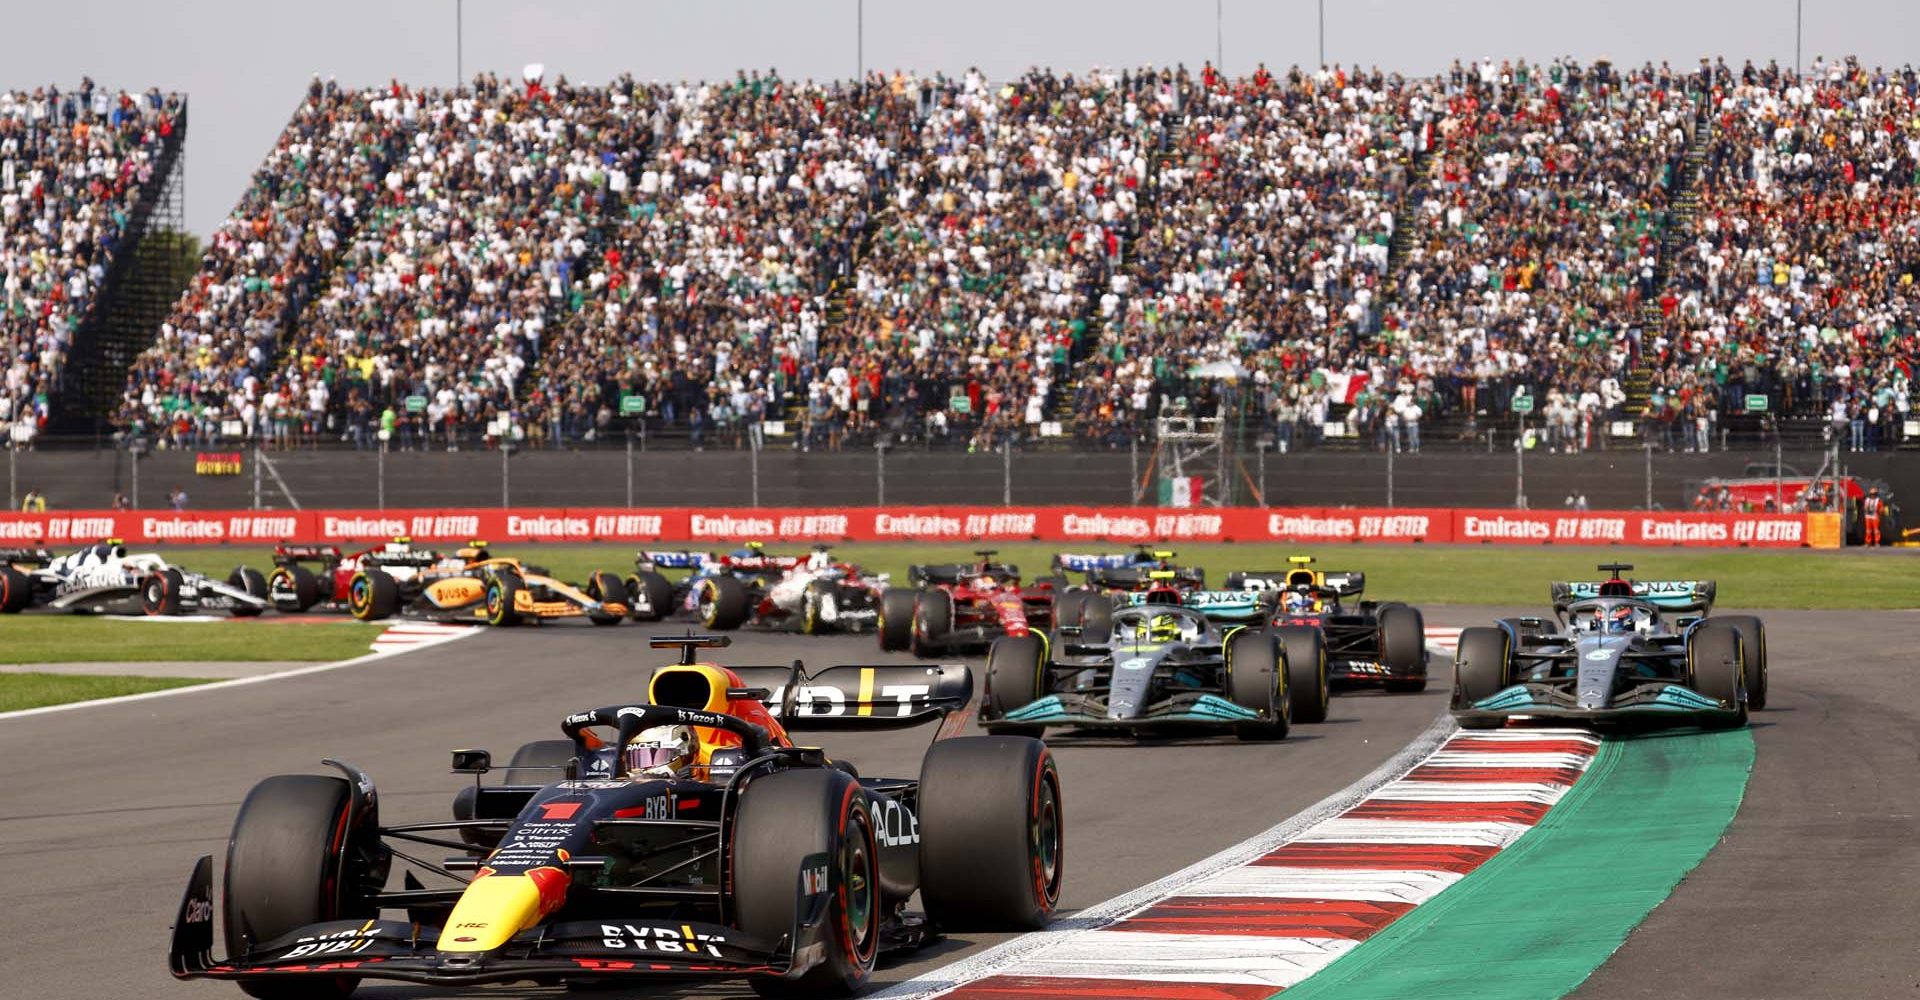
[{"xmin": 456, "ymin": 0, "xmax": 464, "ymax": 84}]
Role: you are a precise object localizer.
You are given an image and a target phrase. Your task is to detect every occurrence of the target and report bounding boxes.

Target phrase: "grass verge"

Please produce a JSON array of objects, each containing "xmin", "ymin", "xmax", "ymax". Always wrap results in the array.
[
  {"xmin": 0, "ymin": 616, "xmax": 387, "ymax": 664},
  {"xmin": 0, "ymin": 673, "xmax": 209, "ymax": 712},
  {"xmin": 150, "ymin": 542, "xmax": 1918, "ymax": 610}
]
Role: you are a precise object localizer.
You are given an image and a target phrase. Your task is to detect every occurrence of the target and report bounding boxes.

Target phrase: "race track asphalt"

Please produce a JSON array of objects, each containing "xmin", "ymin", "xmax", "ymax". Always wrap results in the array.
[
  {"xmin": 3, "ymin": 607, "xmax": 1911, "ymax": 1000},
  {"xmin": 0, "ymin": 623, "xmax": 1445, "ymax": 1000}
]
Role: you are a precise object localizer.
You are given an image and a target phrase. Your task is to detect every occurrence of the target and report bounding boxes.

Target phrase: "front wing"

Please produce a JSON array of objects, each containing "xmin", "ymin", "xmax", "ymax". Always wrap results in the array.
[
  {"xmin": 994, "ymin": 691, "xmax": 1263, "ymax": 728},
  {"xmin": 171, "ymin": 856, "xmax": 797, "ymax": 988},
  {"xmin": 1454, "ymin": 682, "xmax": 1742, "ymax": 728}
]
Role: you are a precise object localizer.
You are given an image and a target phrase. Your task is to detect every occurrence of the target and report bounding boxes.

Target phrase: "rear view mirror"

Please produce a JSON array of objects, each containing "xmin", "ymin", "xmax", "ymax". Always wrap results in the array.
[{"xmin": 450, "ymin": 749, "xmax": 492, "ymax": 774}]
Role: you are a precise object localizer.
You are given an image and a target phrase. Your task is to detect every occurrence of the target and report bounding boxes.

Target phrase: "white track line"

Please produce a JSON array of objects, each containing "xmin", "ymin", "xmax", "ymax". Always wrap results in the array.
[{"xmin": 0, "ymin": 622, "xmax": 481, "ymax": 722}]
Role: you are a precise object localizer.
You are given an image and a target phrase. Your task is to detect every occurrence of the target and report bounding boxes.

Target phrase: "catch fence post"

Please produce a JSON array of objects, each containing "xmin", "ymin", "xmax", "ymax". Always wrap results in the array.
[
  {"xmin": 377, "ymin": 436, "xmax": 387, "ymax": 510},
  {"xmin": 6, "ymin": 439, "xmax": 13, "ymax": 511},
  {"xmin": 876, "ymin": 440, "xmax": 886, "ymax": 506},
  {"xmin": 252, "ymin": 444, "xmax": 261, "ymax": 510},
  {"xmin": 1514, "ymin": 421, "xmax": 1526, "ymax": 510},
  {"xmin": 750, "ymin": 433, "xmax": 761, "ymax": 507},
  {"xmin": 501, "ymin": 442, "xmax": 509, "ymax": 509},
  {"xmin": 1644, "ymin": 443, "xmax": 1654, "ymax": 510},
  {"xmin": 625, "ymin": 432, "xmax": 634, "ymax": 508},
  {"xmin": 131, "ymin": 446, "xmax": 139, "ymax": 509},
  {"xmin": 1002, "ymin": 439, "xmax": 1012, "ymax": 507}
]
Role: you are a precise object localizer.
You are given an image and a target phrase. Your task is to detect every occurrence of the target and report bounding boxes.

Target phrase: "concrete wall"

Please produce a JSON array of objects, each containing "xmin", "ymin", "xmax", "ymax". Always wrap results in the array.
[{"xmin": 6, "ymin": 445, "xmax": 1913, "ymax": 512}]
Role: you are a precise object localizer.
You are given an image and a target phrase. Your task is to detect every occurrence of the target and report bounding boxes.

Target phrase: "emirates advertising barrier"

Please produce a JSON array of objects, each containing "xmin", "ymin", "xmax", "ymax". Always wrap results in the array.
[{"xmin": 0, "ymin": 507, "xmax": 1825, "ymax": 548}]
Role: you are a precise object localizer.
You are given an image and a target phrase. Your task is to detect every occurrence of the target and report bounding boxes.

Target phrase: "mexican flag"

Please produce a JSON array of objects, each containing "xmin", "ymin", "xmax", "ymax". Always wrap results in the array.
[
  {"xmin": 1159, "ymin": 476, "xmax": 1204, "ymax": 508},
  {"xmin": 1315, "ymin": 369, "xmax": 1371, "ymax": 404}
]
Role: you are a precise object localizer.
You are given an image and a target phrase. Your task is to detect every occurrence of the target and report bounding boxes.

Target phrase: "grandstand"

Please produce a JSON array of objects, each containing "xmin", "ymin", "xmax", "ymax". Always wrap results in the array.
[
  {"xmin": 18, "ymin": 59, "xmax": 1919, "ymax": 455},
  {"xmin": 1, "ymin": 81, "xmax": 188, "ymax": 443}
]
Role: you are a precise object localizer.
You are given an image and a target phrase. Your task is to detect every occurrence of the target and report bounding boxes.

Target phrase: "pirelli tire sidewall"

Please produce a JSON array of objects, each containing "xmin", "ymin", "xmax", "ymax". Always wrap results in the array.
[
  {"xmin": 348, "ymin": 569, "xmax": 400, "ymax": 621},
  {"xmin": 732, "ymin": 768, "xmax": 877, "ymax": 997},
  {"xmin": 918, "ymin": 735, "xmax": 1062, "ymax": 932}
]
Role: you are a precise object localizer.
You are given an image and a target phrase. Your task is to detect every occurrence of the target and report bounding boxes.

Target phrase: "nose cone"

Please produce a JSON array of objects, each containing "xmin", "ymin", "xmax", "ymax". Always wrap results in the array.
[{"xmin": 435, "ymin": 867, "xmax": 570, "ymax": 953}]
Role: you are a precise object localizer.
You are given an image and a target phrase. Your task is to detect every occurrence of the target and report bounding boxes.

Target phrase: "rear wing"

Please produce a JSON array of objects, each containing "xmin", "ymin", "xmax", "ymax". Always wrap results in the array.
[
  {"xmin": 1550, "ymin": 579, "xmax": 1716, "ymax": 612},
  {"xmin": 1224, "ymin": 570, "xmax": 1365, "ymax": 596},
  {"xmin": 1088, "ymin": 565, "xmax": 1205, "ymax": 589},
  {"xmin": 1122, "ymin": 589, "xmax": 1271, "ymax": 622},
  {"xmin": 909, "ymin": 563, "xmax": 1020, "ymax": 586},
  {"xmin": 1052, "ymin": 549, "xmax": 1176, "ymax": 573},
  {"xmin": 0, "ymin": 547, "xmax": 54, "ymax": 567},
  {"xmin": 272, "ymin": 544, "xmax": 342, "ymax": 566},
  {"xmin": 638, "ymin": 550, "xmax": 712, "ymax": 571}
]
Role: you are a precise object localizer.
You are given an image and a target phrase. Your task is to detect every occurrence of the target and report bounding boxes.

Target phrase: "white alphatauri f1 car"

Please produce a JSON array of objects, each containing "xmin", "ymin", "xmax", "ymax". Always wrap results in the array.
[{"xmin": 0, "ymin": 541, "xmax": 270, "ymax": 617}]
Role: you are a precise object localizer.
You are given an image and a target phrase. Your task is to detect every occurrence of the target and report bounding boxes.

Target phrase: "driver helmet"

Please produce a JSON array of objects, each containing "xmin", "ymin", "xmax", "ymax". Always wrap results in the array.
[
  {"xmin": 624, "ymin": 725, "xmax": 697, "ymax": 778},
  {"xmin": 1605, "ymin": 604, "xmax": 1638, "ymax": 634},
  {"xmin": 1148, "ymin": 613, "xmax": 1183, "ymax": 643},
  {"xmin": 807, "ymin": 549, "xmax": 834, "ymax": 570},
  {"xmin": 974, "ymin": 575, "xmax": 997, "ymax": 591},
  {"xmin": 1285, "ymin": 588, "xmax": 1314, "ymax": 614}
]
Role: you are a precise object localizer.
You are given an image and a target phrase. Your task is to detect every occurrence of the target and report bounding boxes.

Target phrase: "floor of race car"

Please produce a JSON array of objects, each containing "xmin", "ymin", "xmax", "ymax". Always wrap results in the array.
[{"xmin": 0, "ymin": 608, "xmax": 1911, "ymax": 999}]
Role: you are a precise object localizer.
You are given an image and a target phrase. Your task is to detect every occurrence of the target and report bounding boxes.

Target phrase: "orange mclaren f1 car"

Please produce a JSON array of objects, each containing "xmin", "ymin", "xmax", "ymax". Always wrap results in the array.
[{"xmin": 346, "ymin": 543, "xmax": 630, "ymax": 626}]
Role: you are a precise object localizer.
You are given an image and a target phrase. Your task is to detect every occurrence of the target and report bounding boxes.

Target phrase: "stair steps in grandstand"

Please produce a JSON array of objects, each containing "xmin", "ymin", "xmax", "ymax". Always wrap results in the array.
[
  {"xmin": 50, "ymin": 104, "xmax": 194, "ymax": 434},
  {"xmin": 1383, "ymin": 140, "xmax": 1438, "ymax": 281},
  {"xmin": 1626, "ymin": 91, "xmax": 1715, "ymax": 417}
]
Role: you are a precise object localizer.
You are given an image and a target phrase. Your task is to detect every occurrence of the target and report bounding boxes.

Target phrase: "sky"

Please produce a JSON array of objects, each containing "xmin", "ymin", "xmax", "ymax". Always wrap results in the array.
[{"xmin": 9, "ymin": 0, "xmax": 1917, "ymax": 237}]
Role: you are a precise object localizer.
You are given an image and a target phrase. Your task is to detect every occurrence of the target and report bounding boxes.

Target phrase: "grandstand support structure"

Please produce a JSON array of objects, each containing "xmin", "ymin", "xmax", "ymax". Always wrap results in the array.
[
  {"xmin": 1150, "ymin": 406, "xmax": 1229, "ymax": 507},
  {"xmin": 53, "ymin": 103, "xmax": 192, "ymax": 435}
]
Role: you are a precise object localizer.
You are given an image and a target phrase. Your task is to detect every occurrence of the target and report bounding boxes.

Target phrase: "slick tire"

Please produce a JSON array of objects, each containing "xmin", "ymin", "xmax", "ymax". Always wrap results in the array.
[
  {"xmin": 227, "ymin": 566, "xmax": 270, "ymax": 617},
  {"xmin": 484, "ymin": 570, "xmax": 524, "ymax": 627},
  {"xmin": 224, "ymin": 774, "xmax": 373, "ymax": 1000},
  {"xmin": 697, "ymin": 575, "xmax": 750, "ymax": 630},
  {"xmin": 800, "ymin": 579, "xmax": 839, "ymax": 635},
  {"xmin": 1378, "ymin": 603, "xmax": 1428, "ymax": 694},
  {"xmin": 1452, "ymin": 626, "xmax": 1514, "ymax": 726},
  {"xmin": 0, "ymin": 565, "xmax": 30, "ymax": 613},
  {"xmin": 585, "ymin": 571, "xmax": 624, "ymax": 626},
  {"xmin": 623, "ymin": 570, "xmax": 674, "ymax": 622},
  {"xmin": 505, "ymin": 738, "xmax": 577, "ymax": 785},
  {"xmin": 348, "ymin": 569, "xmax": 400, "ymax": 622},
  {"xmin": 1078, "ymin": 592, "xmax": 1114, "ymax": 643},
  {"xmin": 983, "ymin": 634, "xmax": 1047, "ymax": 738},
  {"xmin": 1688, "ymin": 620, "xmax": 1750, "ymax": 729},
  {"xmin": 1053, "ymin": 589, "xmax": 1087, "ymax": 631},
  {"xmin": 877, "ymin": 588, "xmax": 917, "ymax": 651},
  {"xmin": 1227, "ymin": 629, "xmax": 1291, "ymax": 741},
  {"xmin": 911, "ymin": 588, "xmax": 953, "ymax": 657},
  {"xmin": 141, "ymin": 568, "xmax": 184, "ymax": 616},
  {"xmin": 268, "ymin": 563, "xmax": 321, "ymax": 613},
  {"xmin": 1272, "ymin": 624, "xmax": 1330, "ymax": 724},
  {"xmin": 734, "ymin": 769, "xmax": 878, "ymax": 998},
  {"xmin": 1714, "ymin": 615, "xmax": 1769, "ymax": 710},
  {"xmin": 918, "ymin": 735, "xmax": 1063, "ymax": 932}
]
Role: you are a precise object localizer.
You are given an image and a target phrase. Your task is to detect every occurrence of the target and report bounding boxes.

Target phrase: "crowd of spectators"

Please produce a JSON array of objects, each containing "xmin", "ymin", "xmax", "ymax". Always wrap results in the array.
[
  {"xmin": 2, "ymin": 81, "xmax": 181, "ymax": 449},
  {"xmin": 102, "ymin": 59, "xmax": 1918, "ymax": 454},
  {"xmin": 1656, "ymin": 55, "xmax": 1918, "ymax": 451}
]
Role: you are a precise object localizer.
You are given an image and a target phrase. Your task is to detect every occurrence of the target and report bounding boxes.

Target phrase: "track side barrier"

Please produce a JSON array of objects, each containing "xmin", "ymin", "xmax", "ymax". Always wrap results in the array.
[{"xmin": 0, "ymin": 506, "xmax": 1823, "ymax": 547}]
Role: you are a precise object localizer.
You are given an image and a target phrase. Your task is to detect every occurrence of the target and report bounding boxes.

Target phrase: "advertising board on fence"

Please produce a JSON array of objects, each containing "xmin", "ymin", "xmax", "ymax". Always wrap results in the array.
[{"xmin": 0, "ymin": 506, "xmax": 1828, "ymax": 548}]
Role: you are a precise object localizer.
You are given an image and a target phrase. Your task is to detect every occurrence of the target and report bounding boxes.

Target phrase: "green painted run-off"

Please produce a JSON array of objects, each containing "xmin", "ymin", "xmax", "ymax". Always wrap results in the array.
[{"xmin": 1278, "ymin": 729, "xmax": 1755, "ymax": 1000}]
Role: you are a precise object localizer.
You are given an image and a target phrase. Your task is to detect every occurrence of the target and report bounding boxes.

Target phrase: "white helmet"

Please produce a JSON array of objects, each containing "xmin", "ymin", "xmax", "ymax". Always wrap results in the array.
[{"xmin": 624, "ymin": 725, "xmax": 696, "ymax": 777}]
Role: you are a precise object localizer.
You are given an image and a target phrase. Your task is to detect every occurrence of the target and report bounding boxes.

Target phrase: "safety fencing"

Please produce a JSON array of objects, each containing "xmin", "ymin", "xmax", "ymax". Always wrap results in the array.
[{"xmin": 0, "ymin": 507, "xmax": 1839, "ymax": 548}]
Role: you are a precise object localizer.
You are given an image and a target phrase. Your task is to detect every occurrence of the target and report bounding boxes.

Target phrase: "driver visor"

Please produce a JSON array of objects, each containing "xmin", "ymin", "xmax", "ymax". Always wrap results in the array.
[{"xmin": 623, "ymin": 745, "xmax": 678, "ymax": 773}]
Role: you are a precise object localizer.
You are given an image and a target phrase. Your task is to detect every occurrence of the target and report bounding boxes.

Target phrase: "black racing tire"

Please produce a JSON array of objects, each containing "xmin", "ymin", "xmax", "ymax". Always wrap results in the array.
[
  {"xmin": 585, "ymin": 571, "xmax": 625, "ymax": 625},
  {"xmin": 1451, "ymin": 626, "xmax": 1514, "ymax": 724},
  {"xmin": 504, "ymin": 739, "xmax": 576, "ymax": 785},
  {"xmin": 801, "ymin": 578, "xmax": 838, "ymax": 635},
  {"xmin": 484, "ymin": 570, "xmax": 523, "ymax": 627},
  {"xmin": 1378, "ymin": 603, "xmax": 1427, "ymax": 694},
  {"xmin": 1688, "ymin": 620, "xmax": 1750, "ymax": 729},
  {"xmin": 348, "ymin": 569, "xmax": 399, "ymax": 622},
  {"xmin": 983, "ymin": 633, "xmax": 1047, "ymax": 737},
  {"xmin": 223, "ymin": 774, "xmax": 373, "ymax": 1000},
  {"xmin": 1714, "ymin": 615, "xmax": 1768, "ymax": 710},
  {"xmin": 622, "ymin": 570, "xmax": 674, "ymax": 622},
  {"xmin": 1078, "ymin": 592, "xmax": 1114, "ymax": 642},
  {"xmin": 918, "ymin": 735, "xmax": 1063, "ymax": 932},
  {"xmin": 0, "ymin": 565, "xmax": 30, "ymax": 613},
  {"xmin": 1053, "ymin": 589, "xmax": 1087, "ymax": 631},
  {"xmin": 1226, "ymin": 629, "xmax": 1291, "ymax": 740},
  {"xmin": 141, "ymin": 568, "xmax": 184, "ymax": 616},
  {"xmin": 1272, "ymin": 624, "xmax": 1330, "ymax": 723},
  {"xmin": 734, "ymin": 768, "xmax": 878, "ymax": 998},
  {"xmin": 227, "ymin": 566, "xmax": 270, "ymax": 617},
  {"xmin": 877, "ymin": 589, "xmax": 917, "ymax": 651},
  {"xmin": 911, "ymin": 588, "xmax": 953, "ymax": 657},
  {"xmin": 696, "ymin": 574, "xmax": 750, "ymax": 630},
  {"xmin": 268, "ymin": 564, "xmax": 321, "ymax": 613}
]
